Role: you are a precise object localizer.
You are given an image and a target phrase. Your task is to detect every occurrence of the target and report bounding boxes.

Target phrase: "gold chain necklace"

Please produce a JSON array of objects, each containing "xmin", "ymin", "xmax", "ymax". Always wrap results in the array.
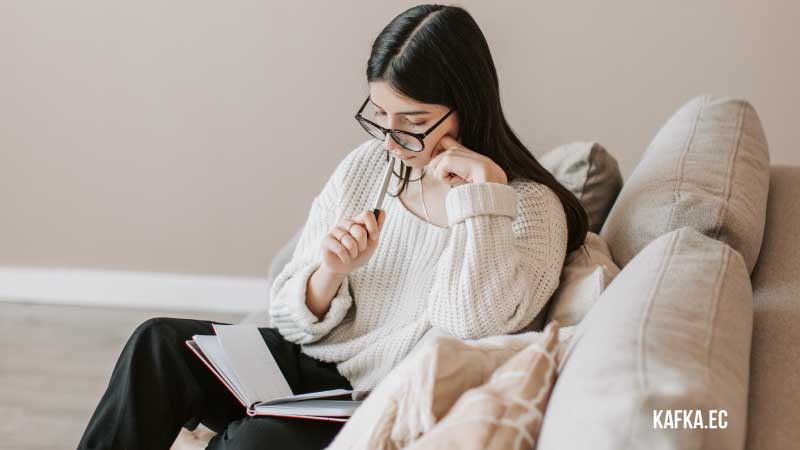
[{"xmin": 419, "ymin": 168, "xmax": 433, "ymax": 223}]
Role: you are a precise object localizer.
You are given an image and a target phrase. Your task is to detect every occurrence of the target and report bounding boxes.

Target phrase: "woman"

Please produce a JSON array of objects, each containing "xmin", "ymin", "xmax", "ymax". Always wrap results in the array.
[{"xmin": 77, "ymin": 4, "xmax": 588, "ymax": 450}]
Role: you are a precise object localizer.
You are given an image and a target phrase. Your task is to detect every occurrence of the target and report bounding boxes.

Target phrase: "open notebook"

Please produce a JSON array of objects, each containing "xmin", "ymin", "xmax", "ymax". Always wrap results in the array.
[{"xmin": 185, "ymin": 324, "xmax": 368, "ymax": 422}]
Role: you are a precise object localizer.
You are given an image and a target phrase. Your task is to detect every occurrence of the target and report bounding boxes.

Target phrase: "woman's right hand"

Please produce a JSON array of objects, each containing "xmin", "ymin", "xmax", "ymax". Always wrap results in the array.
[{"xmin": 320, "ymin": 209, "xmax": 386, "ymax": 275}]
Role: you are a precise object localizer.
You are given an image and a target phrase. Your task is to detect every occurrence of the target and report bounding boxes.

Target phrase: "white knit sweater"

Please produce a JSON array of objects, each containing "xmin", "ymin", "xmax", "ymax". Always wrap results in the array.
[{"xmin": 268, "ymin": 139, "xmax": 568, "ymax": 391}]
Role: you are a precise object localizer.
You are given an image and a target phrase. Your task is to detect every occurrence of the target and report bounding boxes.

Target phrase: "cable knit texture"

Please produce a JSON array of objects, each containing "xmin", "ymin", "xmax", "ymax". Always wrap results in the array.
[{"xmin": 269, "ymin": 139, "xmax": 569, "ymax": 391}]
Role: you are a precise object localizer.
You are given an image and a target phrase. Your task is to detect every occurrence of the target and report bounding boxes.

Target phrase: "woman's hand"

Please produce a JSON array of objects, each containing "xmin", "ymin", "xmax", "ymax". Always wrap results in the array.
[
  {"xmin": 320, "ymin": 209, "xmax": 386, "ymax": 275},
  {"xmin": 428, "ymin": 135, "xmax": 508, "ymax": 186}
]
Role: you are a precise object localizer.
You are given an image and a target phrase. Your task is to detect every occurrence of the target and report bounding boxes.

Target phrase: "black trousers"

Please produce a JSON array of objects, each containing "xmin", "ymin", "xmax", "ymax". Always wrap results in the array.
[{"xmin": 77, "ymin": 317, "xmax": 353, "ymax": 450}]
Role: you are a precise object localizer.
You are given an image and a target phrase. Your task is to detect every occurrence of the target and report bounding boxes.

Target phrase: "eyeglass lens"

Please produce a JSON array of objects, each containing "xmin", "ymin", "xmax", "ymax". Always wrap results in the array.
[{"xmin": 358, "ymin": 101, "xmax": 424, "ymax": 151}]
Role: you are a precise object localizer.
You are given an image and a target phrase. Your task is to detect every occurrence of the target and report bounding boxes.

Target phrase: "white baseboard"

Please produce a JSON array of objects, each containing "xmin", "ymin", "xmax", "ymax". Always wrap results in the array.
[{"xmin": 0, "ymin": 266, "xmax": 272, "ymax": 314}]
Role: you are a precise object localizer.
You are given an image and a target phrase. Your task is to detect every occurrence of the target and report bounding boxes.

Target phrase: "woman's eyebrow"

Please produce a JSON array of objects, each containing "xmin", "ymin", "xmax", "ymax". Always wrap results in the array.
[{"xmin": 369, "ymin": 99, "xmax": 430, "ymax": 116}]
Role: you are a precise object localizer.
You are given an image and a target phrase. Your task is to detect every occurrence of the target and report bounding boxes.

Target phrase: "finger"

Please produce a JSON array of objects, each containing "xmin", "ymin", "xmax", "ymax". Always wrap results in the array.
[
  {"xmin": 432, "ymin": 155, "xmax": 456, "ymax": 181},
  {"xmin": 337, "ymin": 218, "xmax": 357, "ymax": 233},
  {"xmin": 349, "ymin": 223, "xmax": 368, "ymax": 252},
  {"xmin": 435, "ymin": 154, "xmax": 473, "ymax": 185},
  {"xmin": 343, "ymin": 214, "xmax": 369, "ymax": 250},
  {"xmin": 333, "ymin": 222, "xmax": 358, "ymax": 253},
  {"xmin": 330, "ymin": 227, "xmax": 346, "ymax": 242},
  {"xmin": 335, "ymin": 230, "xmax": 359, "ymax": 259},
  {"xmin": 428, "ymin": 156, "xmax": 444, "ymax": 182},
  {"xmin": 430, "ymin": 136, "xmax": 460, "ymax": 165},
  {"xmin": 439, "ymin": 134, "xmax": 460, "ymax": 149},
  {"xmin": 331, "ymin": 219, "xmax": 355, "ymax": 242},
  {"xmin": 431, "ymin": 141, "xmax": 446, "ymax": 159},
  {"xmin": 439, "ymin": 168, "xmax": 463, "ymax": 187},
  {"xmin": 377, "ymin": 208, "xmax": 386, "ymax": 230},
  {"xmin": 323, "ymin": 235, "xmax": 350, "ymax": 264},
  {"xmin": 357, "ymin": 210, "xmax": 380, "ymax": 241},
  {"xmin": 430, "ymin": 144, "xmax": 446, "ymax": 164},
  {"xmin": 448, "ymin": 174, "xmax": 468, "ymax": 187}
]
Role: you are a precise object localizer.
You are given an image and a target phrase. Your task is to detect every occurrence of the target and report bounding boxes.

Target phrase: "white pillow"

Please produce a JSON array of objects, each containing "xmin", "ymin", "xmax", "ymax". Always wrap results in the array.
[{"xmin": 545, "ymin": 232, "xmax": 619, "ymax": 327}]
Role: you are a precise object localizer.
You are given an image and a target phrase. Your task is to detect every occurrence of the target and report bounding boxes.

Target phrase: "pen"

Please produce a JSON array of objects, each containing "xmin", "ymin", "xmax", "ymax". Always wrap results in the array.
[{"xmin": 372, "ymin": 156, "xmax": 396, "ymax": 220}]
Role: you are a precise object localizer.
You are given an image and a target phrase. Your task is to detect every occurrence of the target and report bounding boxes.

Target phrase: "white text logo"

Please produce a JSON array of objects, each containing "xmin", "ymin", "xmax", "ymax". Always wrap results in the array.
[{"xmin": 652, "ymin": 409, "xmax": 728, "ymax": 429}]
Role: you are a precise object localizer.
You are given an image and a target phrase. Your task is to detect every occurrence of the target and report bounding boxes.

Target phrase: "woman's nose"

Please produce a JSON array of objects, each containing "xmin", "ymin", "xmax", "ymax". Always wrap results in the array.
[{"xmin": 383, "ymin": 133, "xmax": 403, "ymax": 152}]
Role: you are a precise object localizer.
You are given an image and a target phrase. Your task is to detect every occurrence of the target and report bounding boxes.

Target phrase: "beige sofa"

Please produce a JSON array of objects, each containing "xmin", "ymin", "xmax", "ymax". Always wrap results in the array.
[
  {"xmin": 175, "ymin": 95, "xmax": 796, "ymax": 449},
  {"xmin": 742, "ymin": 165, "xmax": 799, "ymax": 449}
]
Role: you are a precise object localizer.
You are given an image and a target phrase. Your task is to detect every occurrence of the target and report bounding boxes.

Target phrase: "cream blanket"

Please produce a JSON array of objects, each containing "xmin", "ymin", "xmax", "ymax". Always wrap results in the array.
[{"xmin": 325, "ymin": 322, "xmax": 575, "ymax": 450}]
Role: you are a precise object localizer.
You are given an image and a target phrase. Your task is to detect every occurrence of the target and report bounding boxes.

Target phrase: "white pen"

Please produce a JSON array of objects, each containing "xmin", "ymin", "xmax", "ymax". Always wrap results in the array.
[{"xmin": 372, "ymin": 156, "xmax": 396, "ymax": 220}]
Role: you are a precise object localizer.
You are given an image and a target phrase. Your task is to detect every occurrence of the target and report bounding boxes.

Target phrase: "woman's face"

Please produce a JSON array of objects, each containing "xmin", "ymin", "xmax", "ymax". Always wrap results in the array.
[{"xmin": 367, "ymin": 81, "xmax": 459, "ymax": 170}]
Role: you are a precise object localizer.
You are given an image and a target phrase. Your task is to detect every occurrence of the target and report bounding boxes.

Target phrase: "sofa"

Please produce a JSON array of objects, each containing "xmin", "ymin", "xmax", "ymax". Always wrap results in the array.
[
  {"xmin": 174, "ymin": 95, "xmax": 798, "ymax": 449},
  {"xmin": 739, "ymin": 164, "xmax": 799, "ymax": 450},
  {"xmin": 745, "ymin": 165, "xmax": 800, "ymax": 450}
]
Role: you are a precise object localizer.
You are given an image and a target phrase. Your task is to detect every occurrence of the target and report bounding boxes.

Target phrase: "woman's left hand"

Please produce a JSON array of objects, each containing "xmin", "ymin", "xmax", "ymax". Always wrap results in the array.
[{"xmin": 428, "ymin": 135, "xmax": 508, "ymax": 187}]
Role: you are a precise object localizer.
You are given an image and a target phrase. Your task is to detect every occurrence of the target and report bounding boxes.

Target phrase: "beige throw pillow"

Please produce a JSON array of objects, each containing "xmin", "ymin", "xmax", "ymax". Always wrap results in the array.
[
  {"xmin": 520, "ymin": 232, "xmax": 619, "ymax": 332},
  {"xmin": 599, "ymin": 95, "xmax": 770, "ymax": 274},
  {"xmin": 545, "ymin": 232, "xmax": 620, "ymax": 327},
  {"xmin": 539, "ymin": 141, "xmax": 623, "ymax": 233}
]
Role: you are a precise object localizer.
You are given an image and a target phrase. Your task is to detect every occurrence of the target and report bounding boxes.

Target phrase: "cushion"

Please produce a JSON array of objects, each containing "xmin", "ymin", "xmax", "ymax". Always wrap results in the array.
[
  {"xmin": 326, "ymin": 326, "xmax": 561, "ymax": 450},
  {"xmin": 544, "ymin": 231, "xmax": 620, "ymax": 327},
  {"xmin": 538, "ymin": 227, "xmax": 753, "ymax": 450},
  {"xmin": 599, "ymin": 95, "xmax": 770, "ymax": 274},
  {"xmin": 539, "ymin": 141, "xmax": 623, "ymax": 233},
  {"xmin": 403, "ymin": 322, "xmax": 560, "ymax": 450},
  {"xmin": 519, "ymin": 231, "xmax": 619, "ymax": 332}
]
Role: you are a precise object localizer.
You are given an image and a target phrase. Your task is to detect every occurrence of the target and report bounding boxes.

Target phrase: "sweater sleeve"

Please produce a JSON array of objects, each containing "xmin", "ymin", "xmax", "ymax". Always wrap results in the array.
[
  {"xmin": 426, "ymin": 180, "xmax": 569, "ymax": 339},
  {"xmin": 268, "ymin": 145, "xmax": 365, "ymax": 345}
]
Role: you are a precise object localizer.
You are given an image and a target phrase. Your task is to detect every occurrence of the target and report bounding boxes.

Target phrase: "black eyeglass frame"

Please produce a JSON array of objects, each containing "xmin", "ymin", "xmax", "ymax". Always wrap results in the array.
[{"xmin": 354, "ymin": 96, "xmax": 456, "ymax": 152}]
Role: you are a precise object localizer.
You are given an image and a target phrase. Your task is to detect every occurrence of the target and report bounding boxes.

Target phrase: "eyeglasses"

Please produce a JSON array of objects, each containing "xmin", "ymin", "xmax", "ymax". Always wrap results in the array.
[{"xmin": 354, "ymin": 96, "xmax": 456, "ymax": 152}]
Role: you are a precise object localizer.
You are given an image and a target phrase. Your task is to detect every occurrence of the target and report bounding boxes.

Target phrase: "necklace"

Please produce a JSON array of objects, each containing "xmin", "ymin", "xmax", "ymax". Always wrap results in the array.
[{"xmin": 419, "ymin": 168, "xmax": 433, "ymax": 223}]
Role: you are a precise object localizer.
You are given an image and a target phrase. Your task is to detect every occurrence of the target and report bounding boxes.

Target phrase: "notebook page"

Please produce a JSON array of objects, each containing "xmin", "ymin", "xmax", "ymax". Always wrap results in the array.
[
  {"xmin": 253, "ymin": 399, "xmax": 362, "ymax": 417},
  {"xmin": 213, "ymin": 324, "xmax": 293, "ymax": 404},
  {"xmin": 256, "ymin": 388, "xmax": 353, "ymax": 406},
  {"xmin": 191, "ymin": 335, "xmax": 248, "ymax": 404}
]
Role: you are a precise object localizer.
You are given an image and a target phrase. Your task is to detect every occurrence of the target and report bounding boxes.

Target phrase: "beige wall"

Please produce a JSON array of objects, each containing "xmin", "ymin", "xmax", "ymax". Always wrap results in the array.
[{"xmin": 1, "ymin": 1, "xmax": 796, "ymax": 278}]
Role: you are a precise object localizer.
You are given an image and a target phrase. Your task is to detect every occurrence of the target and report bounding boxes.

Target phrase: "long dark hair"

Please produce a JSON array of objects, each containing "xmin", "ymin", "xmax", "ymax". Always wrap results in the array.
[{"xmin": 365, "ymin": 4, "xmax": 588, "ymax": 254}]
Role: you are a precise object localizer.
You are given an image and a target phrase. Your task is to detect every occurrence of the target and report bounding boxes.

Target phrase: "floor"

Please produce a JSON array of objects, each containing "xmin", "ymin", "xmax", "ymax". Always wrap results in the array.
[{"xmin": 0, "ymin": 301, "xmax": 244, "ymax": 450}]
